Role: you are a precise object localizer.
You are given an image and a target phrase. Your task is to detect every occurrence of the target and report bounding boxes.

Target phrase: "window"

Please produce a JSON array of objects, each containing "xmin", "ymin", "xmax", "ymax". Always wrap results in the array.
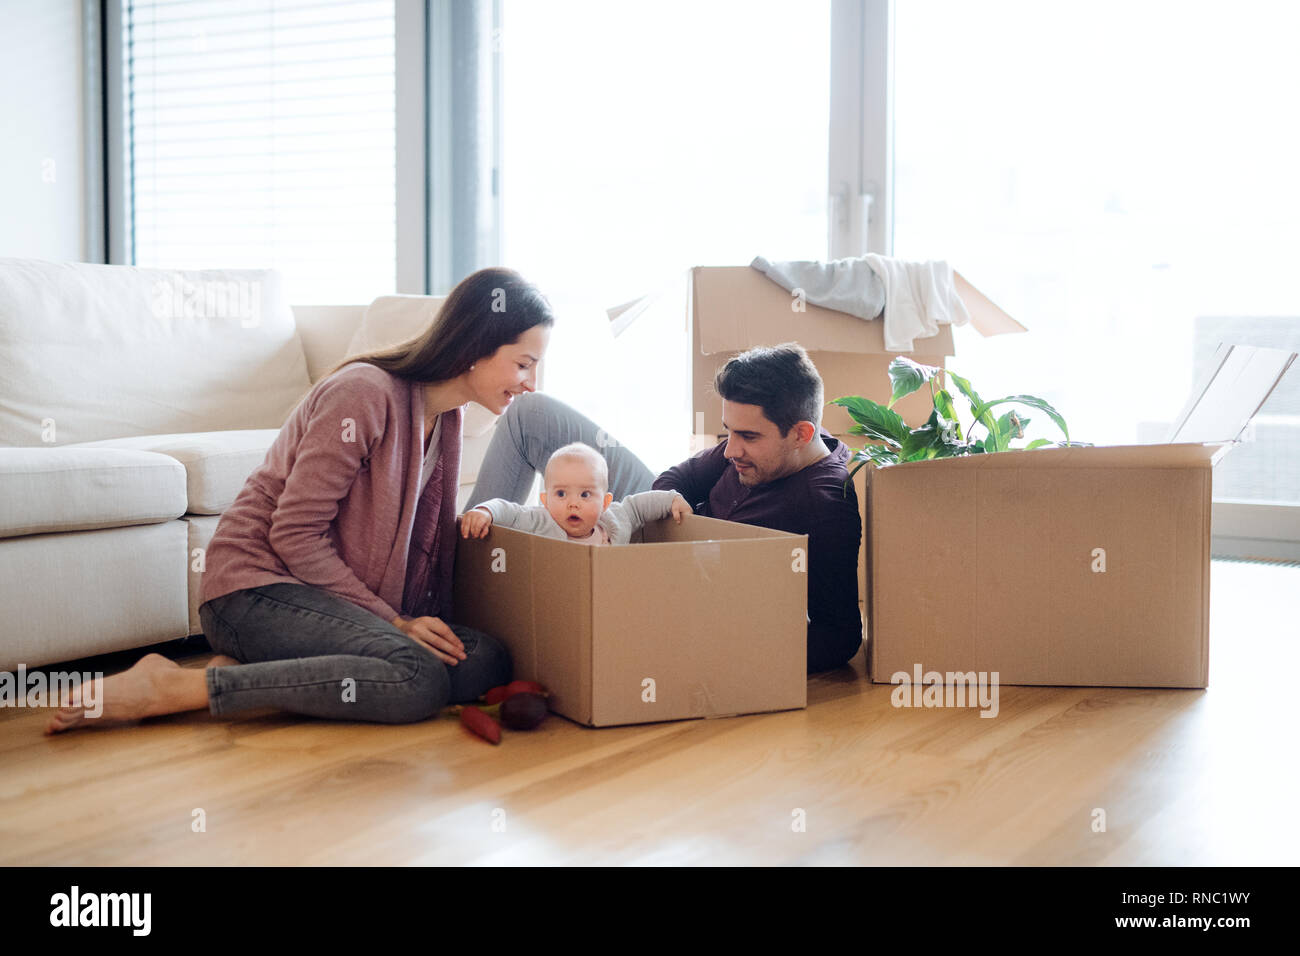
[
  {"xmin": 499, "ymin": 0, "xmax": 832, "ymax": 307},
  {"xmin": 121, "ymin": 0, "xmax": 397, "ymax": 303},
  {"xmin": 893, "ymin": 0, "xmax": 1300, "ymax": 507},
  {"xmin": 492, "ymin": 0, "xmax": 832, "ymax": 471}
]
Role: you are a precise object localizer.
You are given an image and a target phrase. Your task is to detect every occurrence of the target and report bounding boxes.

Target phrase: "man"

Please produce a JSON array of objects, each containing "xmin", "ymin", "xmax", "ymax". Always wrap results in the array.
[{"xmin": 465, "ymin": 343, "xmax": 863, "ymax": 673}]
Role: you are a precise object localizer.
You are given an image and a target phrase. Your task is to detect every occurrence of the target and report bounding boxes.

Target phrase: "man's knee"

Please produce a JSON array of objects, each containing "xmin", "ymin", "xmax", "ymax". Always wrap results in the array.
[{"xmin": 509, "ymin": 390, "xmax": 559, "ymax": 428}]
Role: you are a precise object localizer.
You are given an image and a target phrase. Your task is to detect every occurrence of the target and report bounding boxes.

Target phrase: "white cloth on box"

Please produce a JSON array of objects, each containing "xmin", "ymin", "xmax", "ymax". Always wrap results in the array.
[
  {"xmin": 861, "ymin": 254, "xmax": 970, "ymax": 351},
  {"xmin": 749, "ymin": 254, "xmax": 970, "ymax": 352},
  {"xmin": 750, "ymin": 255, "xmax": 886, "ymax": 322}
]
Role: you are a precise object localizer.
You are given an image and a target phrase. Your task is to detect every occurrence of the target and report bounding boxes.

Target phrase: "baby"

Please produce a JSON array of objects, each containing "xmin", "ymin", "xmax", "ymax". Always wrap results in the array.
[{"xmin": 460, "ymin": 441, "xmax": 691, "ymax": 545}]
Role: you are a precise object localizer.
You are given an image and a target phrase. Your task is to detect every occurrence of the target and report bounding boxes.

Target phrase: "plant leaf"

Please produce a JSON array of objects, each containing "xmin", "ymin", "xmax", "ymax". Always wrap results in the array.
[
  {"xmin": 985, "ymin": 416, "xmax": 1005, "ymax": 453},
  {"xmin": 829, "ymin": 396, "xmax": 909, "ymax": 448},
  {"xmin": 852, "ymin": 444, "xmax": 900, "ymax": 467},
  {"xmin": 949, "ymin": 370, "xmax": 1002, "ymax": 449},
  {"xmin": 970, "ymin": 395, "xmax": 1071, "ymax": 444},
  {"xmin": 886, "ymin": 356, "xmax": 944, "ymax": 409},
  {"xmin": 995, "ymin": 411, "xmax": 1030, "ymax": 449},
  {"xmin": 900, "ymin": 408, "xmax": 962, "ymax": 461},
  {"xmin": 1024, "ymin": 438, "xmax": 1053, "ymax": 450},
  {"xmin": 933, "ymin": 388, "xmax": 964, "ymax": 442}
]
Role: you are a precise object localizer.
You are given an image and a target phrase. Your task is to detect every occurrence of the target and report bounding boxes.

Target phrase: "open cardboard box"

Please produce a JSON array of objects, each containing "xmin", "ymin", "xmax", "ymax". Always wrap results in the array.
[
  {"xmin": 453, "ymin": 514, "xmax": 808, "ymax": 727},
  {"xmin": 865, "ymin": 343, "xmax": 1297, "ymax": 689},
  {"xmin": 609, "ymin": 263, "xmax": 1027, "ymax": 621},
  {"xmin": 609, "ymin": 264, "xmax": 1026, "ymax": 440}
]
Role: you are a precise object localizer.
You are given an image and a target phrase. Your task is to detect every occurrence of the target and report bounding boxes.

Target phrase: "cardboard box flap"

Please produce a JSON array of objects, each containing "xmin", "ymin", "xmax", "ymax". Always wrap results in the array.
[
  {"xmin": 692, "ymin": 266, "xmax": 956, "ymax": 358},
  {"xmin": 882, "ymin": 441, "xmax": 1225, "ymax": 474},
  {"xmin": 953, "ymin": 271, "xmax": 1028, "ymax": 337},
  {"xmin": 1166, "ymin": 343, "xmax": 1296, "ymax": 445},
  {"xmin": 607, "ymin": 289, "xmax": 667, "ymax": 339}
]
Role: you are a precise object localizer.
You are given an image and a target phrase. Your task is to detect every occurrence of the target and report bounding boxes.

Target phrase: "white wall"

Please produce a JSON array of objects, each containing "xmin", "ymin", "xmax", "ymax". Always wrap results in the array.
[{"xmin": 0, "ymin": 0, "xmax": 88, "ymax": 261}]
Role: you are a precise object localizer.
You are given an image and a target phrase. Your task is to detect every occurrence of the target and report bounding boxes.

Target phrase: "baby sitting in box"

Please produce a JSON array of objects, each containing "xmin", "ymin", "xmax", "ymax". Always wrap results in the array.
[{"xmin": 460, "ymin": 441, "xmax": 691, "ymax": 545}]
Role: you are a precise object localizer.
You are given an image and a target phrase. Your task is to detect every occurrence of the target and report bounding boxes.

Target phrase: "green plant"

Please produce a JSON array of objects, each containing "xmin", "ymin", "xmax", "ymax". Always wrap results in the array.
[{"xmin": 831, "ymin": 356, "xmax": 1086, "ymax": 486}]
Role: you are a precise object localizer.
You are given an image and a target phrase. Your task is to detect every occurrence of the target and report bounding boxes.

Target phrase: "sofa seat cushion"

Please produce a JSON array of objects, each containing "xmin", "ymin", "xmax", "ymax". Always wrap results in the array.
[
  {"xmin": 0, "ymin": 447, "xmax": 186, "ymax": 538},
  {"xmin": 66, "ymin": 429, "xmax": 279, "ymax": 514}
]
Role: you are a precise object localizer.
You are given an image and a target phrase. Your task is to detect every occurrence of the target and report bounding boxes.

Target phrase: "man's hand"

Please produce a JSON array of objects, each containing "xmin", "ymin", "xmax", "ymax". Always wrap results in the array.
[
  {"xmin": 390, "ymin": 614, "xmax": 467, "ymax": 666},
  {"xmin": 670, "ymin": 494, "xmax": 693, "ymax": 524},
  {"xmin": 460, "ymin": 507, "xmax": 493, "ymax": 538}
]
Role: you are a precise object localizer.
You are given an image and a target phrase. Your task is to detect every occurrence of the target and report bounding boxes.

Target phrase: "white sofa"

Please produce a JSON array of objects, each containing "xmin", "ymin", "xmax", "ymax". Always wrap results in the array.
[{"xmin": 0, "ymin": 258, "xmax": 504, "ymax": 671}]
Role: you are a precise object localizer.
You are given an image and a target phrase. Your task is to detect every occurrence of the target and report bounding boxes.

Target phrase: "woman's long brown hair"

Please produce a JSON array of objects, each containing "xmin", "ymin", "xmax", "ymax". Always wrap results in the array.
[{"xmin": 320, "ymin": 266, "xmax": 555, "ymax": 385}]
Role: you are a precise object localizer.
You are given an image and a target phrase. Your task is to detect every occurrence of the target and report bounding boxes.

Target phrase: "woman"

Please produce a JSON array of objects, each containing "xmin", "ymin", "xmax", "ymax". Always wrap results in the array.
[{"xmin": 47, "ymin": 267, "xmax": 554, "ymax": 733}]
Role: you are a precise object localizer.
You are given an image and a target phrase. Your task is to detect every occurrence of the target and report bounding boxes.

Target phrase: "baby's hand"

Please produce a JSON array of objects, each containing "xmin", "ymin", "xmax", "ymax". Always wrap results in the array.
[
  {"xmin": 670, "ymin": 494, "xmax": 693, "ymax": 524},
  {"xmin": 460, "ymin": 507, "xmax": 493, "ymax": 538}
]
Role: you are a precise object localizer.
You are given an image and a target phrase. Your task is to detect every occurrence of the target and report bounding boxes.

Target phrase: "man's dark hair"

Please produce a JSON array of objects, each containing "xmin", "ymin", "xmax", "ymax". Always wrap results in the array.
[{"xmin": 713, "ymin": 342, "xmax": 823, "ymax": 437}]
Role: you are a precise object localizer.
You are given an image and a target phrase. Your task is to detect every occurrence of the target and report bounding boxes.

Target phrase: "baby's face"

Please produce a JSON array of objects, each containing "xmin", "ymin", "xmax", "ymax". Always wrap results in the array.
[{"xmin": 540, "ymin": 457, "xmax": 613, "ymax": 539}]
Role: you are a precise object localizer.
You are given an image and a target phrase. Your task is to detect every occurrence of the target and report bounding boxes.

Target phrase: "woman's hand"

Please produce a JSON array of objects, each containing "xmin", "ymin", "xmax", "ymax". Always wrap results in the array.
[
  {"xmin": 460, "ymin": 507, "xmax": 493, "ymax": 538},
  {"xmin": 390, "ymin": 614, "xmax": 467, "ymax": 666},
  {"xmin": 670, "ymin": 494, "xmax": 693, "ymax": 523}
]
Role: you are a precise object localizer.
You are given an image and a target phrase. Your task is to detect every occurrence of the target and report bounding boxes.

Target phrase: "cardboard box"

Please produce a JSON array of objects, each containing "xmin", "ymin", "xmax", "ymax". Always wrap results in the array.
[
  {"xmin": 611, "ymin": 265, "xmax": 1026, "ymax": 445},
  {"xmin": 453, "ymin": 514, "xmax": 809, "ymax": 726},
  {"xmin": 865, "ymin": 344, "xmax": 1297, "ymax": 689}
]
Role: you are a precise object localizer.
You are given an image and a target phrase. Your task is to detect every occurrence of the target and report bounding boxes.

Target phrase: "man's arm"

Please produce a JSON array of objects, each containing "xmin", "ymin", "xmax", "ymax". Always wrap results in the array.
[
  {"xmin": 803, "ymin": 492, "xmax": 865, "ymax": 673},
  {"xmin": 652, "ymin": 439, "xmax": 729, "ymax": 510}
]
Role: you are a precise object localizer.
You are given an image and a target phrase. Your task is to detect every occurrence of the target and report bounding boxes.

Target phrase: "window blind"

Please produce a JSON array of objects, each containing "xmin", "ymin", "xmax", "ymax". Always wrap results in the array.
[{"xmin": 124, "ymin": 0, "xmax": 397, "ymax": 303}]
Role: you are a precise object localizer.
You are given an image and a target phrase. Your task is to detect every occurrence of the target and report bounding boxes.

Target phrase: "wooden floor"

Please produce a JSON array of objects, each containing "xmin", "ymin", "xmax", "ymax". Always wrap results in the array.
[{"xmin": 2, "ymin": 559, "xmax": 1296, "ymax": 865}]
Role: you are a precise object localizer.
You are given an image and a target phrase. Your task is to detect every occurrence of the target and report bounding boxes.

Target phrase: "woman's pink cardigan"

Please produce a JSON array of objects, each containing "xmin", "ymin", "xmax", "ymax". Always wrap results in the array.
[{"xmin": 200, "ymin": 362, "xmax": 463, "ymax": 624}]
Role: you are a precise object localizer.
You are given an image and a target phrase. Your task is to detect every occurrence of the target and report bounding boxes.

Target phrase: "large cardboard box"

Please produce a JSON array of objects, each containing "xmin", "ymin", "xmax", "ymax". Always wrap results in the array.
[
  {"xmin": 865, "ymin": 344, "xmax": 1296, "ymax": 689},
  {"xmin": 453, "ymin": 514, "xmax": 809, "ymax": 726}
]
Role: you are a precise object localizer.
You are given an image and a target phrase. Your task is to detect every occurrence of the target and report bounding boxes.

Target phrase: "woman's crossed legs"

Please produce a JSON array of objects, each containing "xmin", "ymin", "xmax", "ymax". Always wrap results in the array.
[{"xmin": 47, "ymin": 582, "xmax": 511, "ymax": 732}]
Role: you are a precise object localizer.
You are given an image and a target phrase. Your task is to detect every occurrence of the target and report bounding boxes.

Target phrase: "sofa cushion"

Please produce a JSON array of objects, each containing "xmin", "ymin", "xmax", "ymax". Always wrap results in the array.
[
  {"xmin": 0, "ymin": 258, "xmax": 312, "ymax": 446},
  {"xmin": 66, "ymin": 429, "xmax": 279, "ymax": 514},
  {"xmin": 0, "ymin": 447, "xmax": 187, "ymax": 538},
  {"xmin": 0, "ymin": 521, "xmax": 190, "ymax": 670}
]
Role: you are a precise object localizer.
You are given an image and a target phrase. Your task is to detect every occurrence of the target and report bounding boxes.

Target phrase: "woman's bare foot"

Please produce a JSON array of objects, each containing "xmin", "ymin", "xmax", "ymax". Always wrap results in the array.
[
  {"xmin": 207, "ymin": 654, "xmax": 240, "ymax": 668},
  {"xmin": 45, "ymin": 652, "xmax": 210, "ymax": 735}
]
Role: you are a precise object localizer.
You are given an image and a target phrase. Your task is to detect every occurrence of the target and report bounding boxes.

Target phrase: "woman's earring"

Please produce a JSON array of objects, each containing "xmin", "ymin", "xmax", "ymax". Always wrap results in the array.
[{"xmin": 470, "ymin": 364, "xmax": 476, "ymax": 370}]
